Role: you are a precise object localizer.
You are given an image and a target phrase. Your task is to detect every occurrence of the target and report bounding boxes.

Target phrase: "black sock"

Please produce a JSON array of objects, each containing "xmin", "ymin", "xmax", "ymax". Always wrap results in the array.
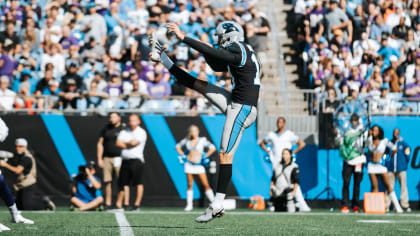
[
  {"xmin": 216, "ymin": 164, "xmax": 232, "ymax": 194},
  {"xmin": 169, "ymin": 66, "xmax": 208, "ymax": 93}
]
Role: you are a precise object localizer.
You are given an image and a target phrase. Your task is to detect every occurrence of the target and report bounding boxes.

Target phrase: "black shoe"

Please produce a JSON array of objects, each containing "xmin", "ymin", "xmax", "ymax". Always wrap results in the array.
[
  {"xmin": 43, "ymin": 196, "xmax": 56, "ymax": 211},
  {"xmin": 104, "ymin": 205, "xmax": 113, "ymax": 211},
  {"xmin": 130, "ymin": 206, "xmax": 140, "ymax": 211},
  {"xmin": 96, "ymin": 204, "xmax": 104, "ymax": 211}
]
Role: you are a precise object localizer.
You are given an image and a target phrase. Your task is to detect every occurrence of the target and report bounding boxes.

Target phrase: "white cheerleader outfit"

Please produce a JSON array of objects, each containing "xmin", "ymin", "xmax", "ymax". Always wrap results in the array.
[
  {"xmin": 176, "ymin": 137, "xmax": 215, "ymax": 174},
  {"xmin": 367, "ymin": 138, "xmax": 395, "ymax": 174}
]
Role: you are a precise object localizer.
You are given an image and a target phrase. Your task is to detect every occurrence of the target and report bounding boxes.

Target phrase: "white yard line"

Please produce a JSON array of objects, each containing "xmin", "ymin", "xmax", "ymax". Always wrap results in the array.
[
  {"xmin": 114, "ymin": 212, "xmax": 134, "ymax": 236},
  {"xmin": 358, "ymin": 219, "xmax": 420, "ymax": 224}
]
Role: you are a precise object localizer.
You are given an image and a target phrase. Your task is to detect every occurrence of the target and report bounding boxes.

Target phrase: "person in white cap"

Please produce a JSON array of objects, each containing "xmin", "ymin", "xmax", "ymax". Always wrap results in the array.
[
  {"xmin": 0, "ymin": 137, "xmax": 55, "ymax": 211},
  {"xmin": 0, "ymin": 118, "xmax": 33, "ymax": 232}
]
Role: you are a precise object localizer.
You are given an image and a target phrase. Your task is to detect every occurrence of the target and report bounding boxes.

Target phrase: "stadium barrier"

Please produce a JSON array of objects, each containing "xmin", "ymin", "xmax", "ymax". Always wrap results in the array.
[{"xmin": 0, "ymin": 113, "xmax": 419, "ymax": 208}]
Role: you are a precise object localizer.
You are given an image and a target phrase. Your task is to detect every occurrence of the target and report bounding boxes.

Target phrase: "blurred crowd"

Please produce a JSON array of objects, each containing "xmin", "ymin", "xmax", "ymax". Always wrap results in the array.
[
  {"xmin": 0, "ymin": 0, "xmax": 270, "ymax": 113},
  {"xmin": 293, "ymin": 0, "xmax": 420, "ymax": 114}
]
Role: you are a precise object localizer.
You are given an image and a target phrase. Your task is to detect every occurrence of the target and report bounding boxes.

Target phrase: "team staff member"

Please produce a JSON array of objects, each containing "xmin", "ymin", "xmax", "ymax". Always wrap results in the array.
[
  {"xmin": 259, "ymin": 117, "xmax": 310, "ymax": 212},
  {"xmin": 152, "ymin": 20, "xmax": 260, "ymax": 222},
  {"xmin": 116, "ymin": 114, "xmax": 147, "ymax": 210},
  {"xmin": 176, "ymin": 125, "xmax": 216, "ymax": 211},
  {"xmin": 335, "ymin": 114, "xmax": 366, "ymax": 213},
  {"xmin": 386, "ymin": 128, "xmax": 411, "ymax": 212},
  {"xmin": 97, "ymin": 112, "xmax": 124, "ymax": 209},
  {"xmin": 366, "ymin": 125, "xmax": 402, "ymax": 213},
  {"xmin": 0, "ymin": 138, "xmax": 55, "ymax": 211}
]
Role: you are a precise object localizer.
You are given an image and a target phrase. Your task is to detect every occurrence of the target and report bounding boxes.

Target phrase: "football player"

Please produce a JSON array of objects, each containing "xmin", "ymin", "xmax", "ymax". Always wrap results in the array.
[{"xmin": 150, "ymin": 20, "xmax": 261, "ymax": 223}]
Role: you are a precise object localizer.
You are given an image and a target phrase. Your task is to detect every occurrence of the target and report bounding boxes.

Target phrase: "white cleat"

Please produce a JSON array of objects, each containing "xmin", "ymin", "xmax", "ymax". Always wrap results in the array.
[
  {"xmin": 0, "ymin": 223, "xmax": 10, "ymax": 232},
  {"xmin": 184, "ymin": 205, "xmax": 193, "ymax": 212},
  {"xmin": 13, "ymin": 213, "xmax": 34, "ymax": 224},
  {"xmin": 195, "ymin": 206, "xmax": 224, "ymax": 223},
  {"xmin": 149, "ymin": 33, "xmax": 165, "ymax": 63}
]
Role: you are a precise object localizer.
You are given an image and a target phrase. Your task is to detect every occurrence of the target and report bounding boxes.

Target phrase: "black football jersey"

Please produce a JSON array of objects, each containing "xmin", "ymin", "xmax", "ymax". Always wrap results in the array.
[{"xmin": 226, "ymin": 42, "xmax": 261, "ymax": 106}]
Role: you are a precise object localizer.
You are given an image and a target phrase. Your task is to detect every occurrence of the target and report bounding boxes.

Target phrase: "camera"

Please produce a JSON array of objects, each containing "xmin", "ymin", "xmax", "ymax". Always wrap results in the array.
[{"xmin": 75, "ymin": 161, "xmax": 96, "ymax": 181}]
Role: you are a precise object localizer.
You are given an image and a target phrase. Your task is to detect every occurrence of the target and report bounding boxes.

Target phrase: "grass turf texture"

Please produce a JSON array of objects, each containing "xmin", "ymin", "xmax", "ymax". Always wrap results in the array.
[{"xmin": 0, "ymin": 208, "xmax": 419, "ymax": 235}]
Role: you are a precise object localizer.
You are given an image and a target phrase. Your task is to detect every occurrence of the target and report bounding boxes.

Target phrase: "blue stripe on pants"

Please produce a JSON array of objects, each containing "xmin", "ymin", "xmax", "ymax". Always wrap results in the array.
[{"xmin": 226, "ymin": 105, "xmax": 252, "ymax": 153}]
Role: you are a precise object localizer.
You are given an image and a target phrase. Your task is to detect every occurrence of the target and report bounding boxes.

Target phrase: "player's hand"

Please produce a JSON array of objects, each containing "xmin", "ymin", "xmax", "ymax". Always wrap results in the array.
[
  {"xmin": 0, "ymin": 160, "xmax": 6, "ymax": 167},
  {"xmin": 167, "ymin": 23, "xmax": 185, "ymax": 41}
]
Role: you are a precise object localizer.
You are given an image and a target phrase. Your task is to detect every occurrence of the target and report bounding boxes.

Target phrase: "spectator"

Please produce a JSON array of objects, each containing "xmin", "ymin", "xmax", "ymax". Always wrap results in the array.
[
  {"xmin": 366, "ymin": 125, "xmax": 403, "ymax": 213},
  {"xmin": 61, "ymin": 62, "xmax": 84, "ymax": 91},
  {"xmin": 0, "ymin": 21, "xmax": 20, "ymax": 54},
  {"xmin": 36, "ymin": 79, "xmax": 62, "ymax": 110},
  {"xmin": 85, "ymin": 80, "xmax": 108, "ymax": 108},
  {"xmin": 0, "ymin": 45, "xmax": 17, "ymax": 80},
  {"xmin": 105, "ymin": 74, "xmax": 124, "ymax": 109},
  {"xmin": 0, "ymin": 76, "xmax": 16, "ymax": 110},
  {"xmin": 116, "ymin": 114, "xmax": 147, "ymax": 210},
  {"xmin": 259, "ymin": 117, "xmax": 310, "ymax": 212},
  {"xmin": 81, "ymin": 37, "xmax": 106, "ymax": 61},
  {"xmin": 97, "ymin": 112, "xmax": 124, "ymax": 210},
  {"xmin": 369, "ymin": 14, "xmax": 391, "ymax": 42},
  {"xmin": 270, "ymin": 149, "xmax": 300, "ymax": 212},
  {"xmin": 247, "ymin": 7, "xmax": 271, "ymax": 53},
  {"xmin": 324, "ymin": 88, "xmax": 340, "ymax": 113},
  {"xmin": 59, "ymin": 25, "xmax": 79, "ymax": 53},
  {"xmin": 324, "ymin": 0, "xmax": 352, "ymax": 43},
  {"xmin": 70, "ymin": 161, "xmax": 104, "ymax": 211},
  {"xmin": 0, "ymin": 138, "xmax": 55, "ymax": 210},
  {"xmin": 59, "ymin": 79, "xmax": 80, "ymax": 109},
  {"xmin": 392, "ymin": 17, "xmax": 409, "ymax": 40},
  {"xmin": 127, "ymin": 0, "xmax": 149, "ymax": 34},
  {"xmin": 335, "ymin": 114, "xmax": 366, "ymax": 213},
  {"xmin": 80, "ymin": 2, "xmax": 107, "ymax": 46},
  {"xmin": 146, "ymin": 67, "xmax": 171, "ymax": 99},
  {"xmin": 40, "ymin": 43, "xmax": 66, "ymax": 76},
  {"xmin": 386, "ymin": 128, "xmax": 411, "ymax": 212},
  {"xmin": 35, "ymin": 69, "xmax": 55, "ymax": 96}
]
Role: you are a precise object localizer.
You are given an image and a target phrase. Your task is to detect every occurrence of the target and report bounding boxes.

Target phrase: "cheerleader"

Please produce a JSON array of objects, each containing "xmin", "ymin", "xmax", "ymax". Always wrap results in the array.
[
  {"xmin": 176, "ymin": 125, "xmax": 216, "ymax": 211},
  {"xmin": 366, "ymin": 125, "xmax": 403, "ymax": 213}
]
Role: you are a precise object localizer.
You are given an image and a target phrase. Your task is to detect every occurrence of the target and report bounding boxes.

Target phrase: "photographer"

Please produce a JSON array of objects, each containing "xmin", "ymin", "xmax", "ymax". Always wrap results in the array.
[
  {"xmin": 0, "ymin": 138, "xmax": 55, "ymax": 211},
  {"xmin": 70, "ymin": 161, "xmax": 103, "ymax": 211},
  {"xmin": 271, "ymin": 149, "xmax": 299, "ymax": 212}
]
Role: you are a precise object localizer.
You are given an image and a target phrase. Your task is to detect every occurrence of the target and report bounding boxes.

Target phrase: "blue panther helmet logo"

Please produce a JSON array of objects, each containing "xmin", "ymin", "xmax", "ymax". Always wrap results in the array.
[{"xmin": 222, "ymin": 23, "xmax": 240, "ymax": 33}]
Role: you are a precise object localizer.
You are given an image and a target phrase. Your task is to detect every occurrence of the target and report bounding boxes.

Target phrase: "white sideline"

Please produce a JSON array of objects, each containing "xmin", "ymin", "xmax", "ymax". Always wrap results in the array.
[
  {"xmin": 114, "ymin": 212, "xmax": 134, "ymax": 236},
  {"xmin": 5, "ymin": 210, "xmax": 420, "ymax": 217}
]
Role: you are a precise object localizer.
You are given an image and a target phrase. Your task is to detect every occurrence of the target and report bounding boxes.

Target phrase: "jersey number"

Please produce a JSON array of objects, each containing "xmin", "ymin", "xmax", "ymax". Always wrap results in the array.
[{"xmin": 251, "ymin": 53, "xmax": 261, "ymax": 85}]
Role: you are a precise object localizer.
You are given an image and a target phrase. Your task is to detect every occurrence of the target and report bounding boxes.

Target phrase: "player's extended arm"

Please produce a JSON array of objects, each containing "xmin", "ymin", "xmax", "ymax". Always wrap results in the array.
[
  {"xmin": 203, "ymin": 54, "xmax": 229, "ymax": 72},
  {"xmin": 167, "ymin": 23, "xmax": 242, "ymax": 66},
  {"xmin": 182, "ymin": 36, "xmax": 242, "ymax": 65}
]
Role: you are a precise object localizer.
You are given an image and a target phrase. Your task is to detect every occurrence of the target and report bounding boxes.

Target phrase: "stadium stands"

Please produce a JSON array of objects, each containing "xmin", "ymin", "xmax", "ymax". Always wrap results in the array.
[
  {"xmin": 289, "ymin": 0, "xmax": 420, "ymax": 115},
  {"xmin": 0, "ymin": 0, "xmax": 274, "ymax": 114}
]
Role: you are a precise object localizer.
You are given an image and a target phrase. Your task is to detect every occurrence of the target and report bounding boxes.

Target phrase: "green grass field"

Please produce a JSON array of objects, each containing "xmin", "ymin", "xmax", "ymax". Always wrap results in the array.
[{"xmin": 1, "ymin": 208, "xmax": 420, "ymax": 235}]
